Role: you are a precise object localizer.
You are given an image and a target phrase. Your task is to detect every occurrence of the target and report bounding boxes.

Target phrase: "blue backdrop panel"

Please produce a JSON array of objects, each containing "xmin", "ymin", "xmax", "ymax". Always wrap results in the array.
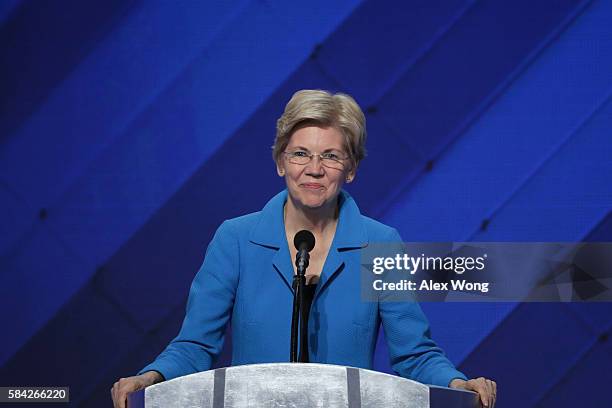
[
  {"xmin": 377, "ymin": 0, "xmax": 585, "ymax": 161},
  {"xmin": 75, "ymin": 305, "xmax": 190, "ymax": 406},
  {"xmin": 0, "ymin": 280, "xmax": 142, "ymax": 402},
  {"xmin": 316, "ymin": 0, "xmax": 472, "ymax": 107},
  {"xmin": 458, "ymin": 303, "xmax": 599, "ymax": 407},
  {"xmin": 0, "ymin": 0, "xmax": 20, "ymax": 25},
  {"xmin": 380, "ymin": 0, "xmax": 612, "ymax": 367},
  {"xmin": 566, "ymin": 212, "xmax": 612, "ymax": 329},
  {"xmin": 536, "ymin": 337, "xmax": 610, "ymax": 407},
  {"xmin": 469, "ymin": 96, "xmax": 612, "ymax": 241},
  {"xmin": 0, "ymin": 1, "xmax": 246, "ymax": 215},
  {"xmin": 360, "ymin": 0, "xmax": 587, "ymax": 218},
  {"xmin": 352, "ymin": 114, "xmax": 427, "ymax": 215},
  {"xmin": 0, "ymin": 218, "xmax": 96, "ymax": 366},
  {"xmin": 1, "ymin": 0, "xmax": 251, "ymax": 367},
  {"xmin": 457, "ymin": 92, "xmax": 612, "ymax": 405},
  {"xmin": 0, "ymin": 0, "xmax": 137, "ymax": 139},
  {"xmin": 0, "ymin": 1, "xmax": 254, "ymax": 336}
]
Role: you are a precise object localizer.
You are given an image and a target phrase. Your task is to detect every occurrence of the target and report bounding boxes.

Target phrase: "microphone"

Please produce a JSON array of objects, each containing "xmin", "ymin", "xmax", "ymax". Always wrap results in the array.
[
  {"xmin": 294, "ymin": 229, "xmax": 315, "ymax": 251},
  {"xmin": 290, "ymin": 230, "xmax": 315, "ymax": 363},
  {"xmin": 294, "ymin": 230, "xmax": 315, "ymax": 273}
]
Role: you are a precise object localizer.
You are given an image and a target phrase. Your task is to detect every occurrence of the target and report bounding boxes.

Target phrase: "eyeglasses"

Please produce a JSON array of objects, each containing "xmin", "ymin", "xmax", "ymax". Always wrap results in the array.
[{"xmin": 283, "ymin": 149, "xmax": 349, "ymax": 170}]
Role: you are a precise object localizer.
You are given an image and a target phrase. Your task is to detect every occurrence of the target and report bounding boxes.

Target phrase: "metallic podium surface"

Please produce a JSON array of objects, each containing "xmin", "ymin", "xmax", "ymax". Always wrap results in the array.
[{"xmin": 128, "ymin": 363, "xmax": 478, "ymax": 408}]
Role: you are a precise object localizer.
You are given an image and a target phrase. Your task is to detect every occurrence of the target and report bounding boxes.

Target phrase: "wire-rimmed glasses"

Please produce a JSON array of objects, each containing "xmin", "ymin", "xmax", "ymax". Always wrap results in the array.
[{"xmin": 283, "ymin": 149, "xmax": 349, "ymax": 170}]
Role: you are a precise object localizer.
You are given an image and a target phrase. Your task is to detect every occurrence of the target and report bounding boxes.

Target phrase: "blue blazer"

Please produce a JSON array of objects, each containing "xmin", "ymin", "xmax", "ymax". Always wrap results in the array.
[{"xmin": 140, "ymin": 190, "xmax": 466, "ymax": 387}]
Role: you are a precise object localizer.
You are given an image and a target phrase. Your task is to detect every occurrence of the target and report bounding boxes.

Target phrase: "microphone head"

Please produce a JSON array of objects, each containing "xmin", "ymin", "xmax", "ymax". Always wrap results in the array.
[{"xmin": 294, "ymin": 230, "xmax": 315, "ymax": 252}]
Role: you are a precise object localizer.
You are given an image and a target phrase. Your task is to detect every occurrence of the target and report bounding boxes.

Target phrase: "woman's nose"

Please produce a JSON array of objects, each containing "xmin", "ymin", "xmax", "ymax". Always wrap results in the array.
[{"xmin": 306, "ymin": 154, "xmax": 324, "ymax": 174}]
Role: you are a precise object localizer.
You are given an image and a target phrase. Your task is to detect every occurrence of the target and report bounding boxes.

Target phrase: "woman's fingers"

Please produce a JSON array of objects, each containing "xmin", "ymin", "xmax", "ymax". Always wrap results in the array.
[
  {"xmin": 450, "ymin": 376, "xmax": 497, "ymax": 407},
  {"xmin": 466, "ymin": 377, "xmax": 493, "ymax": 407},
  {"xmin": 488, "ymin": 379, "xmax": 497, "ymax": 407},
  {"xmin": 111, "ymin": 376, "xmax": 145, "ymax": 408},
  {"xmin": 112, "ymin": 378, "xmax": 127, "ymax": 408},
  {"xmin": 476, "ymin": 378, "xmax": 489, "ymax": 407},
  {"xmin": 111, "ymin": 380, "xmax": 122, "ymax": 408}
]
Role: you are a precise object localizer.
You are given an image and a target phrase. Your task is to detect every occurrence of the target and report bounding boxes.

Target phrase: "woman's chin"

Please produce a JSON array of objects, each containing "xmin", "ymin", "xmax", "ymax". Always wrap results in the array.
[
  {"xmin": 302, "ymin": 196, "xmax": 338, "ymax": 211},
  {"xmin": 289, "ymin": 189, "xmax": 337, "ymax": 211},
  {"xmin": 300, "ymin": 199, "xmax": 325, "ymax": 209}
]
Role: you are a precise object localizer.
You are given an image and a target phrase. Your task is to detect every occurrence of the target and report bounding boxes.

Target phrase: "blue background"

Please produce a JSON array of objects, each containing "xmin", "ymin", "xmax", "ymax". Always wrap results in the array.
[{"xmin": 1, "ymin": 1, "xmax": 611, "ymax": 406}]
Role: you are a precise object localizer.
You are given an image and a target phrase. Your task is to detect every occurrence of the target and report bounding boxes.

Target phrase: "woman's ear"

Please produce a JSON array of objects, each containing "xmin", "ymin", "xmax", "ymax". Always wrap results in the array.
[
  {"xmin": 345, "ymin": 165, "xmax": 357, "ymax": 183},
  {"xmin": 345, "ymin": 168, "xmax": 356, "ymax": 183},
  {"xmin": 276, "ymin": 161, "xmax": 285, "ymax": 177}
]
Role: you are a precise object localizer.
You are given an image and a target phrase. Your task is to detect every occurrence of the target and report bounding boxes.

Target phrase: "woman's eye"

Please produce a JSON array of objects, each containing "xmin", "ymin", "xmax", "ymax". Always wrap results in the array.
[
  {"xmin": 322, "ymin": 153, "xmax": 340, "ymax": 160},
  {"xmin": 292, "ymin": 151, "xmax": 308, "ymax": 157}
]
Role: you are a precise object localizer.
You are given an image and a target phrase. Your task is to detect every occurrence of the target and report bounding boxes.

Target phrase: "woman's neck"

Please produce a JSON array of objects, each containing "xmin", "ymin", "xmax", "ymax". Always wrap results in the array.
[{"xmin": 284, "ymin": 195, "xmax": 339, "ymax": 236}]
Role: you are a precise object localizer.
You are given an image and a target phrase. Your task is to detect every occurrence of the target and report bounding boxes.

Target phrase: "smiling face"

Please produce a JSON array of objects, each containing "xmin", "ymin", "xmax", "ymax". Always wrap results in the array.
[{"xmin": 277, "ymin": 125, "xmax": 355, "ymax": 212}]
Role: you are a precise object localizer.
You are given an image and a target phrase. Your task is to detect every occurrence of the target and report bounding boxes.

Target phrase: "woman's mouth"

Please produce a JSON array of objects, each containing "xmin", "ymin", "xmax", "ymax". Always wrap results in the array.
[{"xmin": 301, "ymin": 183, "xmax": 324, "ymax": 190}]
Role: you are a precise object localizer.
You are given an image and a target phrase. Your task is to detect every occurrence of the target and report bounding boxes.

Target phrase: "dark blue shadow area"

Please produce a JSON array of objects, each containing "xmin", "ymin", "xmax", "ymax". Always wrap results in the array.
[{"xmin": 0, "ymin": 0, "xmax": 139, "ymax": 139}]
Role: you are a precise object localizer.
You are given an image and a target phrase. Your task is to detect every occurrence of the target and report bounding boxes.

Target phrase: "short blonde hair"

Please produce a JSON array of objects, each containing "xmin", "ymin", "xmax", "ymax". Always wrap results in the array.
[{"xmin": 272, "ymin": 89, "xmax": 367, "ymax": 170}]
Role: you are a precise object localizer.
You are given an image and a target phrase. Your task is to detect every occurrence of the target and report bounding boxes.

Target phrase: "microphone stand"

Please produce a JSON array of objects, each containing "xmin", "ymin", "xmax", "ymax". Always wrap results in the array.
[{"xmin": 290, "ymin": 248, "xmax": 309, "ymax": 362}]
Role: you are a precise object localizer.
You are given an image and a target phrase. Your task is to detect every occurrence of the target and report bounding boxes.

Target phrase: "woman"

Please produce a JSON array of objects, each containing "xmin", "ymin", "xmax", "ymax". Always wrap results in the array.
[{"xmin": 112, "ymin": 90, "xmax": 497, "ymax": 407}]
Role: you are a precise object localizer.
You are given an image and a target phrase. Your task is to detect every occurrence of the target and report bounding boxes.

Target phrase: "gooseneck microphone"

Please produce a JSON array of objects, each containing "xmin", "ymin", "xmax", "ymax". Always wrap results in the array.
[{"xmin": 290, "ymin": 230, "xmax": 315, "ymax": 363}]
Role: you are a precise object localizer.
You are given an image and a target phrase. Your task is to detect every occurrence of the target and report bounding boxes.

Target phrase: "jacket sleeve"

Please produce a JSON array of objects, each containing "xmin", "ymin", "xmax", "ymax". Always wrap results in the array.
[
  {"xmin": 379, "ymin": 228, "xmax": 467, "ymax": 387},
  {"xmin": 138, "ymin": 220, "xmax": 239, "ymax": 380}
]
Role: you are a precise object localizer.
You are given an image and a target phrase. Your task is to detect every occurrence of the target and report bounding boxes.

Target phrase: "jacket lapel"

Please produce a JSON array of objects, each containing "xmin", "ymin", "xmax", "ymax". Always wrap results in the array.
[
  {"xmin": 250, "ymin": 190, "xmax": 294, "ymax": 291},
  {"xmin": 314, "ymin": 191, "xmax": 368, "ymax": 300},
  {"xmin": 272, "ymin": 240, "xmax": 295, "ymax": 291}
]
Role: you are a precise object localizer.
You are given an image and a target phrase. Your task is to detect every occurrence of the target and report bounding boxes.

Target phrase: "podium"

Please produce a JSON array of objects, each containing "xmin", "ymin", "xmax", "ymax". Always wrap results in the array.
[{"xmin": 128, "ymin": 363, "xmax": 479, "ymax": 407}]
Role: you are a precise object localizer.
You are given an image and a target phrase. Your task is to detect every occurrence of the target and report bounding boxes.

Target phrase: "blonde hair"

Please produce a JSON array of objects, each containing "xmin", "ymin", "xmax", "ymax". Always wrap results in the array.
[{"xmin": 272, "ymin": 89, "xmax": 367, "ymax": 170}]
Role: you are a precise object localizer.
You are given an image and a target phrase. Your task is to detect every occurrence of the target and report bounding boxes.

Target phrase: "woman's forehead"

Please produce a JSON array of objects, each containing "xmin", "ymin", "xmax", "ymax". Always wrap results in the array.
[{"xmin": 287, "ymin": 126, "xmax": 345, "ymax": 150}]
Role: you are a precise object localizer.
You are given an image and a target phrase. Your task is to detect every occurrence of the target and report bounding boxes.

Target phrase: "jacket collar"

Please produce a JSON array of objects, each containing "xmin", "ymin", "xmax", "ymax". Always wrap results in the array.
[
  {"xmin": 250, "ymin": 190, "xmax": 368, "ymax": 295},
  {"xmin": 249, "ymin": 189, "xmax": 368, "ymax": 250}
]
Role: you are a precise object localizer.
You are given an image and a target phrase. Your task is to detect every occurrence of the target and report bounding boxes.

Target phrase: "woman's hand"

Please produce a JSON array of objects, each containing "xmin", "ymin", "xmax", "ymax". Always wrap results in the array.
[
  {"xmin": 111, "ymin": 371, "xmax": 163, "ymax": 408},
  {"xmin": 450, "ymin": 377, "xmax": 497, "ymax": 407}
]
